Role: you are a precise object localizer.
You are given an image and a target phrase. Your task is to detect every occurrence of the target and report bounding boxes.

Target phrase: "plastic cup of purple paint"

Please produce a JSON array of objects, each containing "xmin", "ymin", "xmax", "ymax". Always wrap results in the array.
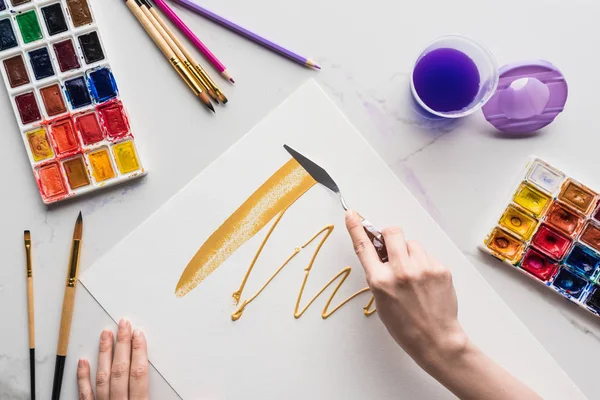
[{"xmin": 411, "ymin": 35, "xmax": 499, "ymax": 119}]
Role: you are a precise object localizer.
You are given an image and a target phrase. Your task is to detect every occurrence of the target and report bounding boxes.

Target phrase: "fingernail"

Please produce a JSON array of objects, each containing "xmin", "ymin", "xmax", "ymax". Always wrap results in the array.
[
  {"xmin": 127, "ymin": 320, "xmax": 131, "ymax": 330},
  {"xmin": 133, "ymin": 329, "xmax": 141, "ymax": 338},
  {"xmin": 119, "ymin": 318, "xmax": 126, "ymax": 329},
  {"xmin": 78, "ymin": 359, "xmax": 85, "ymax": 368},
  {"xmin": 101, "ymin": 329, "xmax": 110, "ymax": 341}
]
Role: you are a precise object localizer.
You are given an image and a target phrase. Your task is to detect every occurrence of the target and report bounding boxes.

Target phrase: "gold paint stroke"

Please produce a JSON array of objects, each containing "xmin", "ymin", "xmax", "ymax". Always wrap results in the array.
[
  {"xmin": 176, "ymin": 158, "xmax": 376, "ymax": 320},
  {"xmin": 176, "ymin": 159, "xmax": 316, "ymax": 297},
  {"xmin": 231, "ymin": 209, "xmax": 376, "ymax": 321}
]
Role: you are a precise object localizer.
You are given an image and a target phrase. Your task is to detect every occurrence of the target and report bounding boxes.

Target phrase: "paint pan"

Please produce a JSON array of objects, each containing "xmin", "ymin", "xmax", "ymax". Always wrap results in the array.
[
  {"xmin": 77, "ymin": 31, "xmax": 104, "ymax": 64},
  {"xmin": 545, "ymin": 201, "xmax": 584, "ymax": 237},
  {"xmin": 520, "ymin": 248, "xmax": 558, "ymax": 282},
  {"xmin": 564, "ymin": 244, "xmax": 600, "ymax": 280},
  {"xmin": 88, "ymin": 67, "xmax": 117, "ymax": 103},
  {"xmin": 11, "ymin": 0, "xmax": 32, "ymax": 6},
  {"xmin": 499, "ymin": 205, "xmax": 538, "ymax": 240},
  {"xmin": 3, "ymin": 54, "xmax": 29, "ymax": 88},
  {"xmin": 36, "ymin": 162, "xmax": 67, "ymax": 201},
  {"xmin": 530, "ymin": 224, "xmax": 571, "ymax": 260},
  {"xmin": 28, "ymin": 47, "xmax": 54, "ymax": 80},
  {"xmin": 552, "ymin": 267, "xmax": 588, "ymax": 300},
  {"xmin": 14, "ymin": 91, "xmax": 41, "ymax": 124},
  {"xmin": 87, "ymin": 147, "xmax": 115, "ymax": 182},
  {"xmin": 0, "ymin": 0, "xmax": 145, "ymax": 204},
  {"xmin": 53, "ymin": 39, "xmax": 80, "ymax": 72},
  {"xmin": 513, "ymin": 182, "xmax": 551, "ymax": 217},
  {"xmin": 66, "ymin": 0, "xmax": 93, "ymax": 27},
  {"xmin": 585, "ymin": 287, "xmax": 600, "ymax": 315},
  {"xmin": 41, "ymin": 3, "xmax": 68, "ymax": 36},
  {"xmin": 526, "ymin": 159, "xmax": 565, "ymax": 194},
  {"xmin": 481, "ymin": 157, "xmax": 600, "ymax": 320},
  {"xmin": 485, "ymin": 227, "xmax": 524, "ymax": 264},
  {"xmin": 98, "ymin": 100, "xmax": 129, "ymax": 139},
  {"xmin": 49, "ymin": 117, "xmax": 78, "ymax": 156},
  {"xmin": 558, "ymin": 179, "xmax": 597, "ymax": 215},
  {"xmin": 112, "ymin": 140, "xmax": 140, "ymax": 174},
  {"xmin": 64, "ymin": 76, "xmax": 91, "ymax": 108},
  {"xmin": 16, "ymin": 9, "xmax": 42, "ymax": 44},
  {"xmin": 580, "ymin": 222, "xmax": 600, "ymax": 253},
  {"xmin": 26, "ymin": 127, "xmax": 54, "ymax": 162},
  {"xmin": 75, "ymin": 111, "xmax": 103, "ymax": 145},
  {"xmin": 0, "ymin": 18, "xmax": 18, "ymax": 51},
  {"xmin": 40, "ymin": 83, "xmax": 67, "ymax": 117},
  {"xmin": 63, "ymin": 156, "xmax": 90, "ymax": 189}
]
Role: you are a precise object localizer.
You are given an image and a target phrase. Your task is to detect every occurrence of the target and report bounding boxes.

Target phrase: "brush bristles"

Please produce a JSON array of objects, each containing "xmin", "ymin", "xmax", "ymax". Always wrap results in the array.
[
  {"xmin": 73, "ymin": 212, "xmax": 83, "ymax": 240},
  {"xmin": 207, "ymin": 90, "xmax": 219, "ymax": 103},
  {"xmin": 24, "ymin": 230, "xmax": 30, "ymax": 241}
]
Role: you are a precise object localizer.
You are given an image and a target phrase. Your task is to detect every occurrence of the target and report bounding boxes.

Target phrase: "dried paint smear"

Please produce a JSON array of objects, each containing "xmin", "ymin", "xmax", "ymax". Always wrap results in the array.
[{"xmin": 176, "ymin": 158, "xmax": 376, "ymax": 321}]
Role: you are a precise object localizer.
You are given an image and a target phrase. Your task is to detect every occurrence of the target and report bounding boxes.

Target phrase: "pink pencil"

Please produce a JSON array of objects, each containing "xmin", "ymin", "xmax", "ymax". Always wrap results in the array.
[{"xmin": 152, "ymin": 0, "xmax": 234, "ymax": 83}]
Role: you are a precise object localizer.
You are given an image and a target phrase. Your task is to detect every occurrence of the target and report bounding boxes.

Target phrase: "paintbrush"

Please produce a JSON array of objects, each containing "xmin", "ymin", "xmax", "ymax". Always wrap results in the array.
[
  {"xmin": 24, "ymin": 231, "xmax": 35, "ymax": 400},
  {"xmin": 151, "ymin": 0, "xmax": 229, "ymax": 103},
  {"xmin": 284, "ymin": 145, "xmax": 388, "ymax": 262},
  {"xmin": 51, "ymin": 212, "xmax": 83, "ymax": 400},
  {"xmin": 124, "ymin": 0, "xmax": 215, "ymax": 113},
  {"xmin": 137, "ymin": 0, "xmax": 221, "ymax": 104}
]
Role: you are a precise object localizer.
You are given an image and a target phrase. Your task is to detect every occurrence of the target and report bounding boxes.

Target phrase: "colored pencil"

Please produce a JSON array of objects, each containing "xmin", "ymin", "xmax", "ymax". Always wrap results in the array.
[
  {"xmin": 151, "ymin": 0, "xmax": 229, "ymax": 102},
  {"xmin": 51, "ymin": 213, "xmax": 83, "ymax": 400},
  {"xmin": 168, "ymin": 0, "xmax": 320, "ymax": 70},
  {"xmin": 155, "ymin": 0, "xmax": 234, "ymax": 82},
  {"xmin": 24, "ymin": 231, "xmax": 35, "ymax": 400},
  {"xmin": 141, "ymin": 0, "xmax": 227, "ymax": 104},
  {"xmin": 125, "ymin": 0, "xmax": 215, "ymax": 113}
]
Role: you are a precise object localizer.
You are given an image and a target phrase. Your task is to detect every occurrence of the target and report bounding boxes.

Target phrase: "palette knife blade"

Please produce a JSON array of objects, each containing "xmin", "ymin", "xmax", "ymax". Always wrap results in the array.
[{"xmin": 283, "ymin": 144, "xmax": 388, "ymax": 262}]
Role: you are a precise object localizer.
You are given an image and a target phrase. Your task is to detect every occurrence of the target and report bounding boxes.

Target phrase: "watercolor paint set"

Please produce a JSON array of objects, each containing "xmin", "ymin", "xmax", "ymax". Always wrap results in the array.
[
  {"xmin": 0, "ymin": 0, "xmax": 145, "ymax": 204},
  {"xmin": 482, "ymin": 157, "xmax": 600, "ymax": 317}
]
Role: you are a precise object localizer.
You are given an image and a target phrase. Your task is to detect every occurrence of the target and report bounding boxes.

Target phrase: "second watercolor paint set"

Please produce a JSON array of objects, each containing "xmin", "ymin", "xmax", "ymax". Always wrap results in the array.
[
  {"xmin": 482, "ymin": 157, "xmax": 600, "ymax": 318},
  {"xmin": 0, "ymin": 0, "xmax": 145, "ymax": 204}
]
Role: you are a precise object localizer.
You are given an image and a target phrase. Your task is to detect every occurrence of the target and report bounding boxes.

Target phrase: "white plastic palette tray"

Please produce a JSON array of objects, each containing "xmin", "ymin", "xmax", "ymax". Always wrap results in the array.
[
  {"xmin": 480, "ymin": 156, "xmax": 600, "ymax": 319},
  {"xmin": 0, "ymin": 0, "xmax": 145, "ymax": 204}
]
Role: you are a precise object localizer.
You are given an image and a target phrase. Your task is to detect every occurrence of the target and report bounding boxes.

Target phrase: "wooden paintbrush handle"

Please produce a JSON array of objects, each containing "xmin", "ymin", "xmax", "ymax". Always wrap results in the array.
[
  {"xmin": 57, "ymin": 286, "xmax": 76, "ymax": 356},
  {"xmin": 126, "ymin": 0, "xmax": 175, "ymax": 59},
  {"xmin": 362, "ymin": 219, "xmax": 389, "ymax": 263},
  {"xmin": 27, "ymin": 277, "xmax": 35, "ymax": 349}
]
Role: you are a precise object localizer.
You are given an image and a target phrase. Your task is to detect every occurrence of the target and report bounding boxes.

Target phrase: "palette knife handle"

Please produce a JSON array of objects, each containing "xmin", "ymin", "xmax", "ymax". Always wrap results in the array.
[{"xmin": 361, "ymin": 219, "xmax": 389, "ymax": 263}]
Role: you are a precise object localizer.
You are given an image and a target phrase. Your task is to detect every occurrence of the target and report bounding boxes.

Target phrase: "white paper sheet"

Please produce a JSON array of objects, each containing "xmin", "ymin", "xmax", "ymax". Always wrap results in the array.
[{"xmin": 82, "ymin": 80, "xmax": 584, "ymax": 399}]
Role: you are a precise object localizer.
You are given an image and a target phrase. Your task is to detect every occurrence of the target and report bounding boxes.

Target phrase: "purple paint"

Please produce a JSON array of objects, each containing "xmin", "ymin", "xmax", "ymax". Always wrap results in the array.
[{"xmin": 413, "ymin": 48, "xmax": 480, "ymax": 113}]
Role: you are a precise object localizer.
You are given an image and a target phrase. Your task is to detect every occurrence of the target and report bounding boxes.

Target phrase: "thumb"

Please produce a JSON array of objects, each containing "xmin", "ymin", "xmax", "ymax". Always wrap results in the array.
[{"xmin": 345, "ymin": 210, "xmax": 383, "ymax": 277}]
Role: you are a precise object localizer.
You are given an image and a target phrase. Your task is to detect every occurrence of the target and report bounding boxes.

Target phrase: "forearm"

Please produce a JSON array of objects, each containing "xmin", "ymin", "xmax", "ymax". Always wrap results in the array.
[{"xmin": 421, "ymin": 340, "xmax": 541, "ymax": 400}]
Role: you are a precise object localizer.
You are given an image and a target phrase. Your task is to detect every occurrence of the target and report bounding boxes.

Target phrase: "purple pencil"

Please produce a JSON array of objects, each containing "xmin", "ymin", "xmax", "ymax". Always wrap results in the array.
[{"xmin": 168, "ymin": 0, "xmax": 320, "ymax": 69}]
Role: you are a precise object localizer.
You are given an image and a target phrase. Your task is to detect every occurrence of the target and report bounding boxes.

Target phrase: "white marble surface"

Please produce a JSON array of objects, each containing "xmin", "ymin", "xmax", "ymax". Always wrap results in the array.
[{"xmin": 1, "ymin": 0, "xmax": 599, "ymax": 398}]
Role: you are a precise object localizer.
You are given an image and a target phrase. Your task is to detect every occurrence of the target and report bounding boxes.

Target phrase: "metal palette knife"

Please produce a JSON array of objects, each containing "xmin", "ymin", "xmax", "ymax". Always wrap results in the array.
[{"xmin": 284, "ymin": 145, "xmax": 388, "ymax": 262}]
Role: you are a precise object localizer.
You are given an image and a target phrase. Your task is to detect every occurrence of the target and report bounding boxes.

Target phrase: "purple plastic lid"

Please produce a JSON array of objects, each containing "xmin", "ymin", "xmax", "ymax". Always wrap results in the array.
[{"xmin": 482, "ymin": 60, "xmax": 568, "ymax": 133}]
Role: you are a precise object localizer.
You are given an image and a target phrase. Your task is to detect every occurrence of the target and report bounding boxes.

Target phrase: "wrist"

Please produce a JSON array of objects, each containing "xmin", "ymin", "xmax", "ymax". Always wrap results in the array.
[{"xmin": 417, "ymin": 325, "xmax": 472, "ymax": 373}]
